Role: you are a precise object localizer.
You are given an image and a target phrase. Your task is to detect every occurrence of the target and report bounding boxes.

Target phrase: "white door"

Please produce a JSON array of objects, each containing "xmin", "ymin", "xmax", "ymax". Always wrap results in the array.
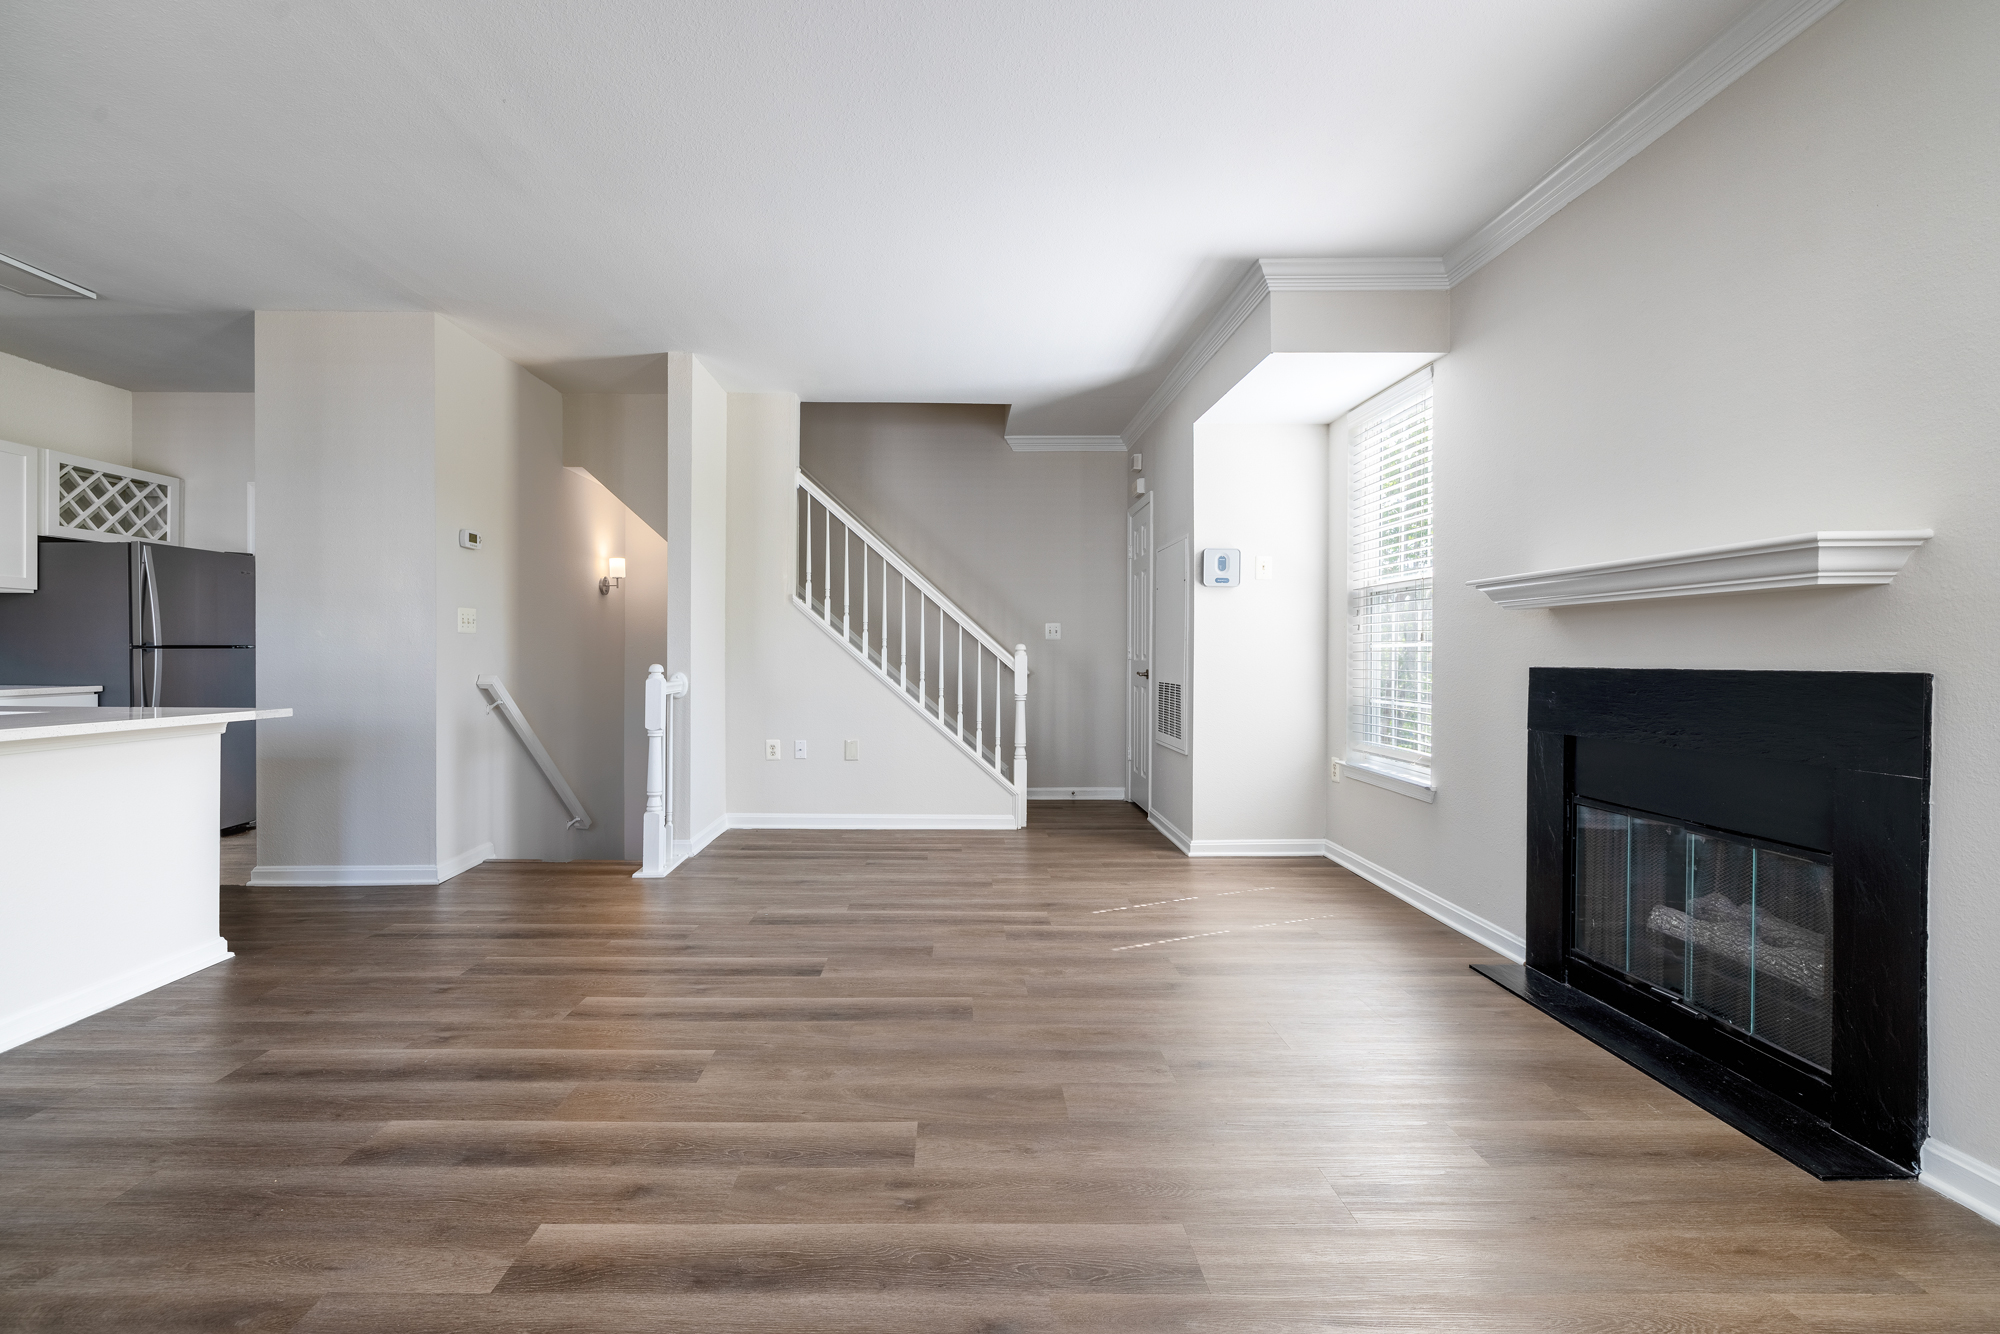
[{"xmin": 1126, "ymin": 494, "xmax": 1152, "ymax": 808}]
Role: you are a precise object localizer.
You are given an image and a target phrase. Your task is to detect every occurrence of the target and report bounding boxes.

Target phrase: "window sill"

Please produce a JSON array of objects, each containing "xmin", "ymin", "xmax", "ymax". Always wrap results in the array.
[{"xmin": 1340, "ymin": 755, "xmax": 1435, "ymax": 804}]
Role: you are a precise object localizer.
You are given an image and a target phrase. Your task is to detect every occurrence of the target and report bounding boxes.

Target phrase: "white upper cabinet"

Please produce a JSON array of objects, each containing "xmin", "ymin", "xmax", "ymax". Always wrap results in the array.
[{"xmin": 0, "ymin": 440, "xmax": 35, "ymax": 592}]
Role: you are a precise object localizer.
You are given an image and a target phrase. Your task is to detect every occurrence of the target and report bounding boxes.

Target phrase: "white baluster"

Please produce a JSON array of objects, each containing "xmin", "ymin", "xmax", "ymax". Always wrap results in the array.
[
  {"xmin": 899, "ymin": 578, "xmax": 908, "ymax": 691},
  {"xmin": 956, "ymin": 625, "xmax": 963, "ymax": 742},
  {"xmin": 975, "ymin": 647, "xmax": 983, "ymax": 760},
  {"xmin": 802, "ymin": 492, "xmax": 811, "ymax": 605},
  {"xmin": 918, "ymin": 598, "xmax": 926, "ymax": 715},
  {"xmin": 1013, "ymin": 644, "xmax": 1028, "ymax": 829},
  {"xmin": 823, "ymin": 503, "xmax": 832, "ymax": 623},
  {"xmin": 841, "ymin": 526, "xmax": 851, "ymax": 640},
  {"xmin": 860, "ymin": 543, "xmax": 869, "ymax": 659},
  {"xmin": 994, "ymin": 655, "xmax": 1004, "ymax": 772}
]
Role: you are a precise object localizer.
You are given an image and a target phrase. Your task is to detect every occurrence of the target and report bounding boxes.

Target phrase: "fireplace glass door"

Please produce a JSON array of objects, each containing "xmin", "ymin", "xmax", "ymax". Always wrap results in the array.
[{"xmin": 1573, "ymin": 803, "xmax": 1832, "ymax": 1071}]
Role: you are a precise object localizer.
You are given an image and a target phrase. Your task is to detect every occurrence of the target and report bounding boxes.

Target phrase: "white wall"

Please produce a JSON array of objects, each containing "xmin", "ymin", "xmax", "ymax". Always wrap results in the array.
[
  {"xmin": 1190, "ymin": 421, "xmax": 1327, "ymax": 846},
  {"xmin": 1324, "ymin": 0, "xmax": 2000, "ymax": 1174},
  {"xmin": 131, "ymin": 392, "xmax": 253, "ymax": 552},
  {"xmin": 727, "ymin": 392, "xmax": 1015, "ymax": 822},
  {"xmin": 800, "ymin": 403, "xmax": 1130, "ymax": 794},
  {"xmin": 0, "ymin": 348, "xmax": 131, "ymax": 466},
  {"xmin": 254, "ymin": 311, "xmax": 439, "ymax": 875}
]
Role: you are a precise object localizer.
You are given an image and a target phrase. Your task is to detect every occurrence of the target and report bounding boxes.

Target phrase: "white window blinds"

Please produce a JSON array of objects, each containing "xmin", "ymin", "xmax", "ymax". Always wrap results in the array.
[{"xmin": 1348, "ymin": 370, "xmax": 1433, "ymax": 768}]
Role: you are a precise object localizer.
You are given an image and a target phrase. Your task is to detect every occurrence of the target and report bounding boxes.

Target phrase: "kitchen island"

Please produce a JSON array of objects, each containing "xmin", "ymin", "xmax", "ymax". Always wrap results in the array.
[{"xmin": 0, "ymin": 704, "xmax": 290, "ymax": 1052}]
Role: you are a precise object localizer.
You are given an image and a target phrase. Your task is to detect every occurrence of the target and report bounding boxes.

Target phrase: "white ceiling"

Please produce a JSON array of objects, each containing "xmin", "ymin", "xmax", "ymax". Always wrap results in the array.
[{"xmin": 0, "ymin": 0, "xmax": 1756, "ymax": 429}]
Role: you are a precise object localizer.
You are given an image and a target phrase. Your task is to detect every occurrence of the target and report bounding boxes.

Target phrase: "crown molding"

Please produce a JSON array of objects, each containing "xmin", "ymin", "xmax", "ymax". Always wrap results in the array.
[
  {"xmin": 1121, "ymin": 264, "xmax": 1269, "ymax": 445},
  {"xmin": 1004, "ymin": 435, "xmax": 1126, "ymax": 453},
  {"xmin": 1444, "ymin": 0, "xmax": 1847, "ymax": 284},
  {"xmin": 1260, "ymin": 257, "xmax": 1449, "ymax": 291}
]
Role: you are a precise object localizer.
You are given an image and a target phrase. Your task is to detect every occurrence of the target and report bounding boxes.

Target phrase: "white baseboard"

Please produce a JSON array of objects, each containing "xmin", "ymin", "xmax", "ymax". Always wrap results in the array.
[
  {"xmin": 1922, "ymin": 1138, "xmax": 2000, "ymax": 1226},
  {"xmin": 727, "ymin": 811, "xmax": 1017, "ymax": 831},
  {"xmin": 1028, "ymin": 787, "xmax": 1128, "ymax": 801},
  {"xmin": 248, "ymin": 842, "xmax": 493, "ymax": 888},
  {"xmin": 0, "ymin": 938, "xmax": 233, "ymax": 1054},
  {"xmin": 1188, "ymin": 837, "xmax": 1328, "ymax": 858},
  {"xmin": 1147, "ymin": 809, "xmax": 1192, "ymax": 854},
  {"xmin": 668, "ymin": 812, "xmax": 731, "ymax": 866},
  {"xmin": 1324, "ymin": 837, "xmax": 1527, "ymax": 962},
  {"xmin": 437, "ymin": 842, "xmax": 494, "ymax": 882}
]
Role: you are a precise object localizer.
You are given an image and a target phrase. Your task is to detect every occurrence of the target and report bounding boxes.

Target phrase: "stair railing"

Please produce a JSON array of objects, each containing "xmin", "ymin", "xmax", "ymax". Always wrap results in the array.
[
  {"xmin": 794, "ymin": 471, "xmax": 1027, "ymax": 828},
  {"xmin": 476, "ymin": 675, "xmax": 592, "ymax": 830}
]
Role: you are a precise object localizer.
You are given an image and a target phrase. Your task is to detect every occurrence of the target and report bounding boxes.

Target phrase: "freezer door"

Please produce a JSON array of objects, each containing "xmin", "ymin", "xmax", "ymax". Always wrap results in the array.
[
  {"xmin": 135, "ymin": 543, "xmax": 255, "ymax": 647},
  {"xmin": 0, "ymin": 539, "xmax": 135, "ymax": 705},
  {"xmin": 136, "ymin": 644, "xmax": 256, "ymax": 830}
]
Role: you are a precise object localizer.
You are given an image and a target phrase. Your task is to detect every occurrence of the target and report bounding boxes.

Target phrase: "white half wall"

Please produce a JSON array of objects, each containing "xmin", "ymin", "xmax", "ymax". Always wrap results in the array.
[{"xmin": 726, "ymin": 392, "xmax": 1013, "ymax": 822}]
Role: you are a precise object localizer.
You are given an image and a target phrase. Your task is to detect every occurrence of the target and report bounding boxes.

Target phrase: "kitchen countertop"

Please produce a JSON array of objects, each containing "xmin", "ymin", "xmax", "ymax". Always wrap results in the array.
[
  {"xmin": 0, "ymin": 685, "xmax": 104, "ymax": 698},
  {"xmin": 0, "ymin": 706, "xmax": 292, "ymax": 745}
]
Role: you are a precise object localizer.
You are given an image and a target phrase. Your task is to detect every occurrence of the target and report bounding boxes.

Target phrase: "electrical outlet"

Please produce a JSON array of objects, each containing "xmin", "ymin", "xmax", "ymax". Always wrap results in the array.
[
  {"xmin": 794, "ymin": 739, "xmax": 808, "ymax": 759},
  {"xmin": 456, "ymin": 607, "xmax": 477, "ymax": 634},
  {"xmin": 765, "ymin": 739, "xmax": 781, "ymax": 760},
  {"xmin": 1045, "ymin": 623, "xmax": 1061, "ymax": 640},
  {"xmin": 1256, "ymin": 554, "xmax": 1273, "ymax": 580},
  {"xmin": 1133, "ymin": 478, "xmax": 1146, "ymax": 496},
  {"xmin": 844, "ymin": 739, "xmax": 859, "ymax": 761}
]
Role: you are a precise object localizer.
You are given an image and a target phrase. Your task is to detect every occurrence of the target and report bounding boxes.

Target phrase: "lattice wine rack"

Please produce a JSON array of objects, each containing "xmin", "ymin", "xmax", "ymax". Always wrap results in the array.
[{"xmin": 42, "ymin": 452, "xmax": 181, "ymax": 544}]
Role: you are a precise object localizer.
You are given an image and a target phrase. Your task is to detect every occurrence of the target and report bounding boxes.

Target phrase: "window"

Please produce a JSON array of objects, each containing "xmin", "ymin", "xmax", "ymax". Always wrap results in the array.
[{"xmin": 1346, "ymin": 368, "xmax": 1434, "ymax": 798}]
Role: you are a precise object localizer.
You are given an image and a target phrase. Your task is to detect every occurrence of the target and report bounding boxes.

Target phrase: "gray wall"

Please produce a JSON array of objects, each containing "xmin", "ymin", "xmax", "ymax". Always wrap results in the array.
[{"xmin": 800, "ymin": 403, "xmax": 1129, "ymax": 794}]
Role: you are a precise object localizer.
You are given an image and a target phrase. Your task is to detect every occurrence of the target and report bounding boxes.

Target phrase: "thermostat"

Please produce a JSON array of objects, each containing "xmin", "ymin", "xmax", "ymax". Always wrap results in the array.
[
  {"xmin": 1201, "ymin": 548, "xmax": 1240, "ymax": 587},
  {"xmin": 458, "ymin": 528, "xmax": 483, "ymax": 550}
]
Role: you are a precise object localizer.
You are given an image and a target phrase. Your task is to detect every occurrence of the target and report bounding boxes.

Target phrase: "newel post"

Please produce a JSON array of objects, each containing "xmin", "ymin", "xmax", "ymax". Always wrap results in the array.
[
  {"xmin": 1013, "ymin": 644, "xmax": 1028, "ymax": 829},
  {"xmin": 634, "ymin": 664, "xmax": 689, "ymax": 879}
]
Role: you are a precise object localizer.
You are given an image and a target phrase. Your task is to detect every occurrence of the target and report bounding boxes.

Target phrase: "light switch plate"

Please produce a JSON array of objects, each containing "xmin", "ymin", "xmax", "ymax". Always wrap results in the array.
[
  {"xmin": 456, "ymin": 607, "xmax": 477, "ymax": 634},
  {"xmin": 1045, "ymin": 623, "xmax": 1061, "ymax": 640},
  {"xmin": 765, "ymin": 739, "xmax": 781, "ymax": 760},
  {"xmin": 794, "ymin": 739, "xmax": 808, "ymax": 759},
  {"xmin": 844, "ymin": 739, "xmax": 859, "ymax": 761},
  {"xmin": 1130, "ymin": 453, "xmax": 1142, "ymax": 471},
  {"xmin": 1256, "ymin": 554, "xmax": 1273, "ymax": 580}
]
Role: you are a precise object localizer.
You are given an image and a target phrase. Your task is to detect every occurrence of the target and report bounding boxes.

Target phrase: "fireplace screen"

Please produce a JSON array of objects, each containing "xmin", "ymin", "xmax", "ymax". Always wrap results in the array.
[{"xmin": 1574, "ymin": 803, "xmax": 1832, "ymax": 1071}]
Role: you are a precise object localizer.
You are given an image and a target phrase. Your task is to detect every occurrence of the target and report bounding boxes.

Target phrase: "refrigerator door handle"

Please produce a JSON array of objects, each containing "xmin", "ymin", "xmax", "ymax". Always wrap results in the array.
[{"xmin": 141, "ymin": 545, "xmax": 163, "ymax": 706}]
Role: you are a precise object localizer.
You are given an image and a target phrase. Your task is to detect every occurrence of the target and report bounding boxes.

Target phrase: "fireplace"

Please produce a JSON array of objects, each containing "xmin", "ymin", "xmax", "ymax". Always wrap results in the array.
[{"xmin": 1478, "ymin": 668, "xmax": 1929, "ymax": 1179}]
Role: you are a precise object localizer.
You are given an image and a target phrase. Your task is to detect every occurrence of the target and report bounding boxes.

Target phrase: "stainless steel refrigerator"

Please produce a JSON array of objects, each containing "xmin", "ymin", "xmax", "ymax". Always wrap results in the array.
[{"xmin": 0, "ymin": 537, "xmax": 257, "ymax": 830}]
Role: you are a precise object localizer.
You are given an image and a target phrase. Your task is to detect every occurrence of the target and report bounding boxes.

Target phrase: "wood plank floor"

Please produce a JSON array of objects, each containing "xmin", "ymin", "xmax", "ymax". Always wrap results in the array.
[{"xmin": 5, "ymin": 802, "xmax": 1997, "ymax": 1332}]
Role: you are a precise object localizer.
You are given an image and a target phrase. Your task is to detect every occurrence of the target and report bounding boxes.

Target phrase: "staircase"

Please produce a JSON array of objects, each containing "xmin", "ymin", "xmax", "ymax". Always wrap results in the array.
[{"xmin": 793, "ymin": 471, "xmax": 1027, "ymax": 828}]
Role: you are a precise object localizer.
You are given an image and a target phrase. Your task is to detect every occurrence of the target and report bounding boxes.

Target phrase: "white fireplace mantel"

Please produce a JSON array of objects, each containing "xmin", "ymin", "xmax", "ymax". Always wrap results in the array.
[{"xmin": 1468, "ymin": 530, "xmax": 1933, "ymax": 610}]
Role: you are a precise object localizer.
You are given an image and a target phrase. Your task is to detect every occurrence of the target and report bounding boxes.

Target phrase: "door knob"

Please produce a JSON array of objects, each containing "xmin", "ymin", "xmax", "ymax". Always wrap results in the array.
[{"xmin": 1137, "ymin": 669, "xmax": 1149, "ymax": 678}]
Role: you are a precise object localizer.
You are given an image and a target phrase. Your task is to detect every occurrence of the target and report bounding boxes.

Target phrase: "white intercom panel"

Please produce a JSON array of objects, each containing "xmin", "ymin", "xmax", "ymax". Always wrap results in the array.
[{"xmin": 1201, "ymin": 548, "xmax": 1241, "ymax": 587}]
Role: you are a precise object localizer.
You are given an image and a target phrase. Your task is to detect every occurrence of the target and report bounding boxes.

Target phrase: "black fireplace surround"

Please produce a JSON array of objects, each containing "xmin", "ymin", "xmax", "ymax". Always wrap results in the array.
[{"xmin": 1477, "ymin": 668, "xmax": 1929, "ymax": 1179}]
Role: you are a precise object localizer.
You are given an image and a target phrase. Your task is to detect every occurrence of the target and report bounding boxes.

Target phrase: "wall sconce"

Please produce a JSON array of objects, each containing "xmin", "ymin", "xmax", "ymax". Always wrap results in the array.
[{"xmin": 600, "ymin": 557, "xmax": 625, "ymax": 595}]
